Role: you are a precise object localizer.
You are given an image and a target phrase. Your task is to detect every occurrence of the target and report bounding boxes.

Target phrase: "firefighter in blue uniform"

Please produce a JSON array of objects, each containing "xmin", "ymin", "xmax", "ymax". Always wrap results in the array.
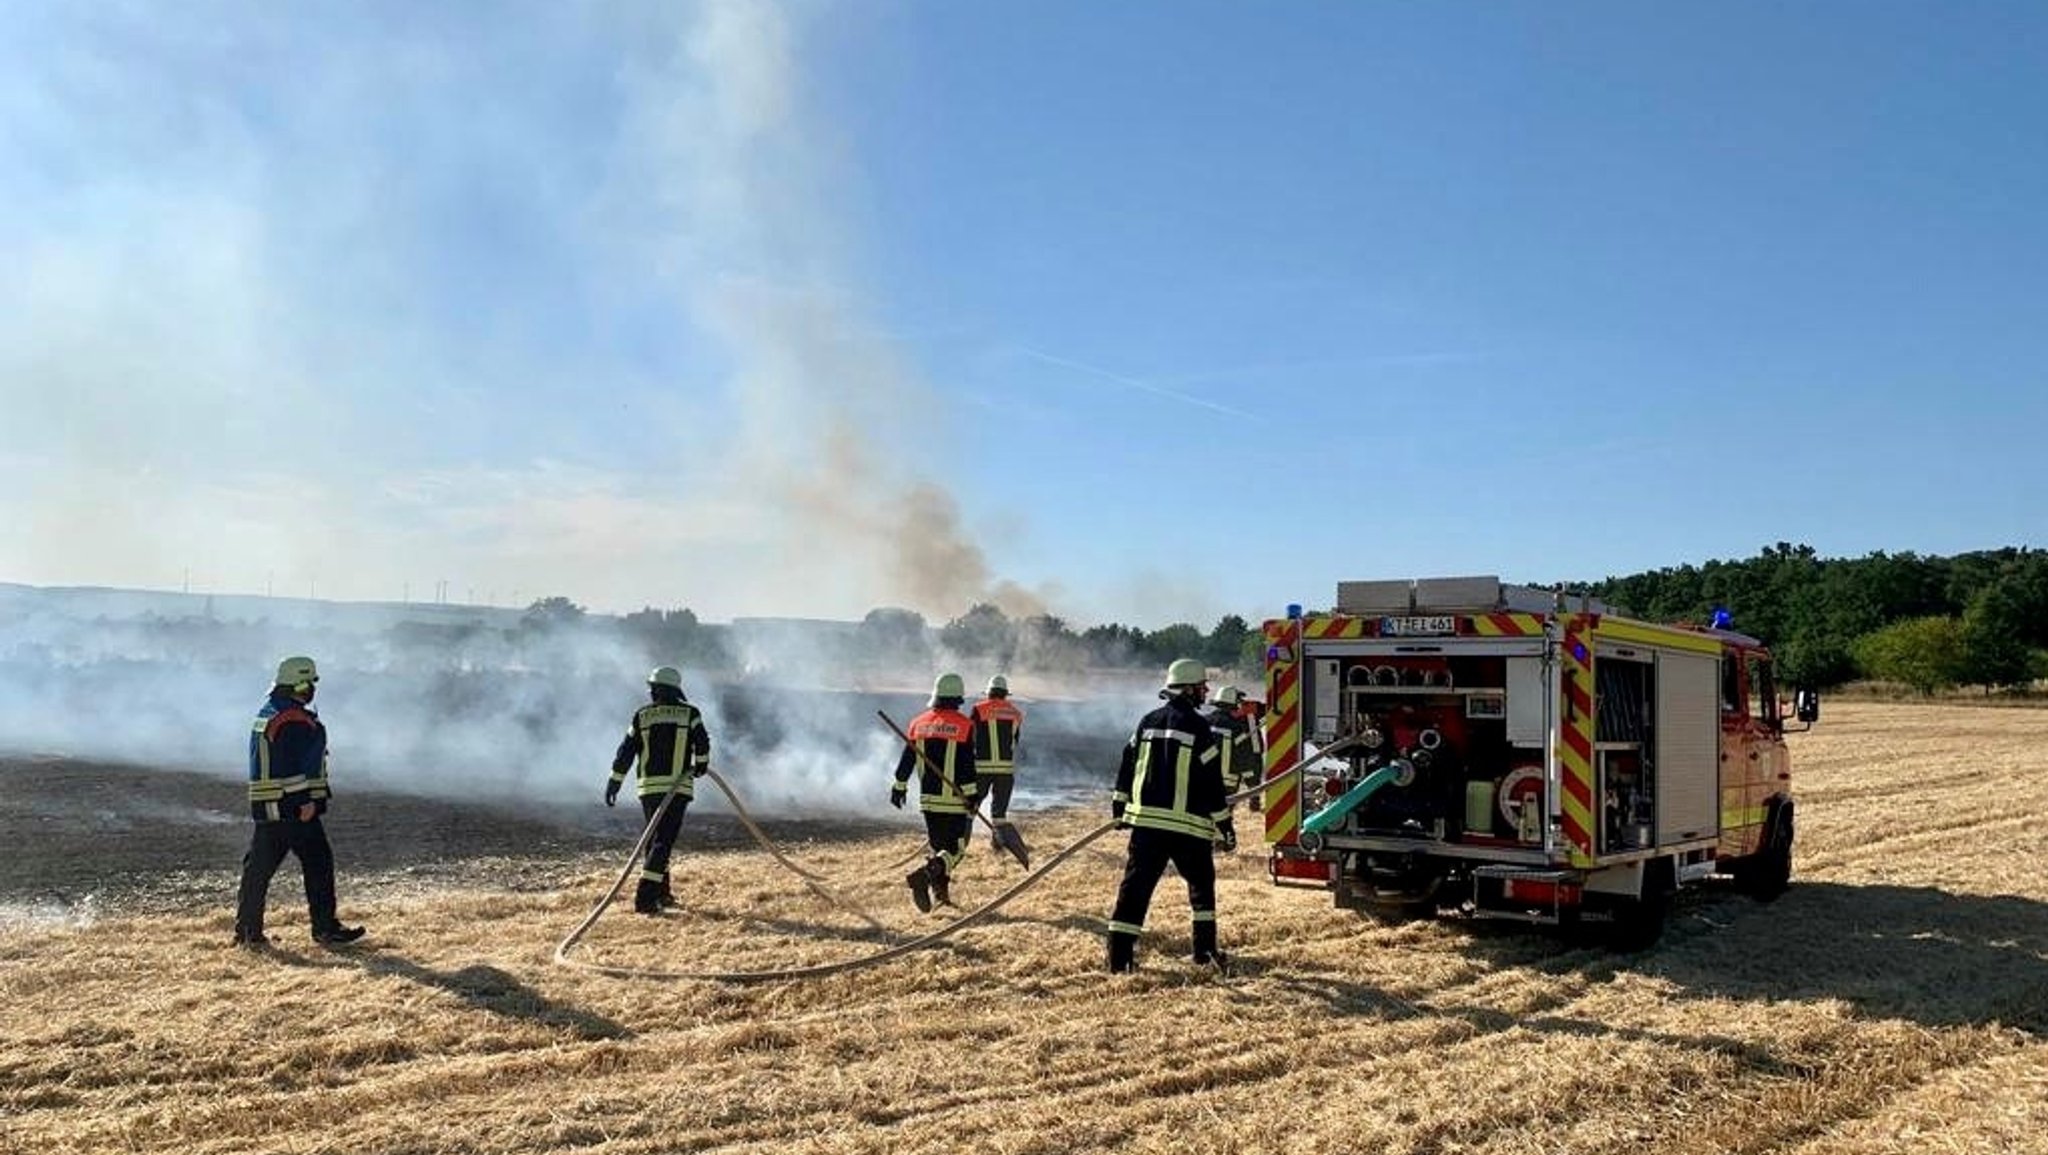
[
  {"xmin": 892, "ymin": 672, "xmax": 980, "ymax": 912},
  {"xmin": 1107, "ymin": 658, "xmax": 1235, "ymax": 972},
  {"xmin": 608, "ymin": 665, "xmax": 713, "ymax": 914},
  {"xmin": 233, "ymin": 655, "xmax": 365, "ymax": 948}
]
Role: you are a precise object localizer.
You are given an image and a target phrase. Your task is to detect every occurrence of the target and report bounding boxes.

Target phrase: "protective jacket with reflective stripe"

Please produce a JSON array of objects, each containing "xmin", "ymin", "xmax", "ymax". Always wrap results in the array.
[
  {"xmin": 612, "ymin": 692, "xmax": 712, "ymax": 799},
  {"xmin": 1201, "ymin": 703, "xmax": 1257, "ymax": 791},
  {"xmin": 970, "ymin": 697, "xmax": 1024, "ymax": 773},
  {"xmin": 248, "ymin": 692, "xmax": 329, "ymax": 822},
  {"xmin": 1113, "ymin": 695, "xmax": 1226, "ymax": 839},
  {"xmin": 894, "ymin": 707, "xmax": 978, "ymax": 814}
]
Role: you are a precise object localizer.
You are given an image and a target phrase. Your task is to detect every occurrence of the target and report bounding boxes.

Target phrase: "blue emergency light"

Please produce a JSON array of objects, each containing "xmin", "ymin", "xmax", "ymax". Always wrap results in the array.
[{"xmin": 1709, "ymin": 606, "xmax": 1734, "ymax": 630}]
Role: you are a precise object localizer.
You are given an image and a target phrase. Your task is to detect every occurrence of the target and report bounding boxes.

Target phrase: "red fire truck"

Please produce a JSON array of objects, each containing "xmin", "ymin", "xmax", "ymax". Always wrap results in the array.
[{"xmin": 1260, "ymin": 576, "xmax": 1814, "ymax": 948}]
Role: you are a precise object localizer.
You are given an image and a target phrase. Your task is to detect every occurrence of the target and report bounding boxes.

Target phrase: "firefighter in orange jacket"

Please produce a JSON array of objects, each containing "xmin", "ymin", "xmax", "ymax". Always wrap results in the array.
[
  {"xmin": 1107, "ymin": 658, "xmax": 1234, "ymax": 973},
  {"xmin": 608, "ymin": 665, "xmax": 712, "ymax": 915},
  {"xmin": 891, "ymin": 672, "xmax": 980, "ymax": 912},
  {"xmin": 970, "ymin": 674, "xmax": 1026, "ymax": 852}
]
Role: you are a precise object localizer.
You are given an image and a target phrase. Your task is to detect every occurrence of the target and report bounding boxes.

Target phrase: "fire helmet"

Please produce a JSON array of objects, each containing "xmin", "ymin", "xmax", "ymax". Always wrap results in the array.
[
  {"xmin": 987, "ymin": 675, "xmax": 1009, "ymax": 695},
  {"xmin": 648, "ymin": 666, "xmax": 684, "ymax": 691},
  {"xmin": 1163, "ymin": 658, "xmax": 1207, "ymax": 689},
  {"xmin": 932, "ymin": 672, "xmax": 966, "ymax": 701},
  {"xmin": 275, "ymin": 655, "xmax": 319, "ymax": 688},
  {"xmin": 1213, "ymin": 685, "xmax": 1244, "ymax": 707}
]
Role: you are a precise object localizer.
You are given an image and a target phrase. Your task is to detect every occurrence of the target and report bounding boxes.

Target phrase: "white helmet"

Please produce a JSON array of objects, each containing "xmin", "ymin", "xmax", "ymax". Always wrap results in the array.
[
  {"xmin": 275, "ymin": 655, "xmax": 319, "ymax": 689},
  {"xmin": 1213, "ymin": 685, "xmax": 1244, "ymax": 707},
  {"xmin": 1163, "ymin": 658, "xmax": 1207, "ymax": 690},
  {"xmin": 987, "ymin": 674, "xmax": 1009, "ymax": 695},
  {"xmin": 648, "ymin": 666, "xmax": 684, "ymax": 691},
  {"xmin": 932, "ymin": 672, "xmax": 966, "ymax": 701}
]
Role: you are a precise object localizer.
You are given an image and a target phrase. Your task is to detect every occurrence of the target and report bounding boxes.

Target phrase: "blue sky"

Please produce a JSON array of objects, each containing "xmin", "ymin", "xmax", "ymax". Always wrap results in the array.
[{"xmin": 2, "ymin": 2, "xmax": 2042, "ymax": 627}]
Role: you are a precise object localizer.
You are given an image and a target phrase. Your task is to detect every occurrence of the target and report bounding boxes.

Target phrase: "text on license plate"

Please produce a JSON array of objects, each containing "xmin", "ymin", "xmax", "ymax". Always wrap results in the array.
[{"xmin": 1381, "ymin": 615, "xmax": 1456, "ymax": 636}]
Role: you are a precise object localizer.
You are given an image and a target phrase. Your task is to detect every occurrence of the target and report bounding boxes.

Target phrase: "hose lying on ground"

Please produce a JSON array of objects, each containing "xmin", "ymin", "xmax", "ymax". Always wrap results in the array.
[
  {"xmin": 553, "ymin": 735, "xmax": 1364, "ymax": 982},
  {"xmin": 553, "ymin": 809, "xmax": 1119, "ymax": 983}
]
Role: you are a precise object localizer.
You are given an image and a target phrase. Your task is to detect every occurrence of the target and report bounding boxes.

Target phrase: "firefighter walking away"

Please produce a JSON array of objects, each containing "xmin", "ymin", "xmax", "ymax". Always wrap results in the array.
[
  {"xmin": 1107, "ymin": 658, "xmax": 1234, "ymax": 973},
  {"xmin": 608, "ymin": 665, "xmax": 712, "ymax": 915},
  {"xmin": 971, "ymin": 674, "xmax": 1031, "ymax": 864},
  {"xmin": 891, "ymin": 673, "xmax": 980, "ymax": 913},
  {"xmin": 233, "ymin": 655, "xmax": 365, "ymax": 948}
]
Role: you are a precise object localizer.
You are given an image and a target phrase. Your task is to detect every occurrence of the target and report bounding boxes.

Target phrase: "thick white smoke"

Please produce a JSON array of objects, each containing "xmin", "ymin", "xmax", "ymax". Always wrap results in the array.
[{"xmin": 0, "ymin": 3, "xmax": 1203, "ymax": 832}]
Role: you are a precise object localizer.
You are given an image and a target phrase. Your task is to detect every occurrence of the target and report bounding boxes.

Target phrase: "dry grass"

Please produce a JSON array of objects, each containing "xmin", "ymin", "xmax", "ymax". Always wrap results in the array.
[{"xmin": 5, "ymin": 702, "xmax": 2048, "ymax": 1154}]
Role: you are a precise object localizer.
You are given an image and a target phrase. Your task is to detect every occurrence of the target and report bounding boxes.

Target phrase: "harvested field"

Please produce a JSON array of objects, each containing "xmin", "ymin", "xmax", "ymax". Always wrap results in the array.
[{"xmin": 4, "ymin": 701, "xmax": 2047, "ymax": 1154}]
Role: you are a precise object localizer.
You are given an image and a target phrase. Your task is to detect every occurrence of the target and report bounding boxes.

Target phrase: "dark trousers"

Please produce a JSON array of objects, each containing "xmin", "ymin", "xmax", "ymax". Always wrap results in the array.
[
  {"xmin": 637, "ymin": 794, "xmax": 689, "ymax": 909},
  {"xmin": 234, "ymin": 817, "xmax": 340, "ymax": 936},
  {"xmin": 1108, "ymin": 826, "xmax": 1218, "ymax": 968},
  {"xmin": 923, "ymin": 810, "xmax": 971, "ymax": 874},
  {"xmin": 978, "ymin": 773, "xmax": 1015, "ymax": 821}
]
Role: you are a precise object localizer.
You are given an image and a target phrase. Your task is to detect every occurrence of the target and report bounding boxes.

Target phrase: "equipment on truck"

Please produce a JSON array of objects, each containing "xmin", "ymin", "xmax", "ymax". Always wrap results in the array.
[{"xmin": 1257, "ymin": 576, "xmax": 1816, "ymax": 949}]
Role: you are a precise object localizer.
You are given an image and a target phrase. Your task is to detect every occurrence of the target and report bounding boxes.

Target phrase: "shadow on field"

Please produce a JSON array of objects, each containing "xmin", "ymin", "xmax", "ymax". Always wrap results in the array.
[
  {"xmin": 1654, "ymin": 882, "xmax": 2048, "ymax": 1033},
  {"xmin": 1444, "ymin": 881, "xmax": 2048, "ymax": 1035},
  {"xmin": 348, "ymin": 953, "xmax": 633, "ymax": 1041}
]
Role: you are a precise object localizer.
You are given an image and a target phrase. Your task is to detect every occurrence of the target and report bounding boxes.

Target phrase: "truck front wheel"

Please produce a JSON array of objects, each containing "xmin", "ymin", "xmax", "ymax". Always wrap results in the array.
[{"xmin": 1737, "ymin": 800, "xmax": 1794, "ymax": 902}]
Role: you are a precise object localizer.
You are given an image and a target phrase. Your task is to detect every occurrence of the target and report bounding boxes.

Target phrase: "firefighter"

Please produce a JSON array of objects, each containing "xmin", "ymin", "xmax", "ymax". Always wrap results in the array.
[
  {"xmin": 607, "ymin": 665, "xmax": 712, "ymax": 915},
  {"xmin": 970, "ymin": 674, "xmax": 1026, "ymax": 854},
  {"xmin": 1204, "ymin": 685, "xmax": 1260, "ymax": 804},
  {"xmin": 891, "ymin": 672, "xmax": 980, "ymax": 913},
  {"xmin": 1238, "ymin": 694, "xmax": 1268, "ymax": 813},
  {"xmin": 233, "ymin": 655, "xmax": 365, "ymax": 948},
  {"xmin": 1107, "ymin": 658, "xmax": 1235, "ymax": 973}
]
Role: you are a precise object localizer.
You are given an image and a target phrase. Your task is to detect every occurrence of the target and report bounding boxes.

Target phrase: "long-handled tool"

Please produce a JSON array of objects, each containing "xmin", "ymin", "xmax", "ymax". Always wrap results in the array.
[{"xmin": 879, "ymin": 709, "xmax": 1032, "ymax": 869}]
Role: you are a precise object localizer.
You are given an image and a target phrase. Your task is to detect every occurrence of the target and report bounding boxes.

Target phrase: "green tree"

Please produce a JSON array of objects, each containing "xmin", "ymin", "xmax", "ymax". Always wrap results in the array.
[
  {"xmin": 523, "ymin": 596, "xmax": 586, "ymax": 629},
  {"xmin": 1142, "ymin": 622, "xmax": 1205, "ymax": 666},
  {"xmin": 1960, "ymin": 579, "xmax": 2036, "ymax": 690},
  {"xmin": 1853, "ymin": 616, "xmax": 1968, "ymax": 694},
  {"xmin": 940, "ymin": 603, "xmax": 1015, "ymax": 661},
  {"xmin": 1205, "ymin": 614, "xmax": 1254, "ymax": 669},
  {"xmin": 860, "ymin": 607, "xmax": 931, "ymax": 667}
]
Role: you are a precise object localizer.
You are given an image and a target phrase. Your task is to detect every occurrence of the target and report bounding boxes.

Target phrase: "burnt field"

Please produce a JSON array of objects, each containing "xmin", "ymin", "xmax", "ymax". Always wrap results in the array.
[{"xmin": 4, "ymin": 701, "xmax": 2048, "ymax": 1154}]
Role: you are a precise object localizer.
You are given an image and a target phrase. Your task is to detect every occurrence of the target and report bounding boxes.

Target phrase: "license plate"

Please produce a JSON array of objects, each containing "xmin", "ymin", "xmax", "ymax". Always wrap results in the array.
[{"xmin": 1382, "ymin": 615, "xmax": 1456, "ymax": 636}]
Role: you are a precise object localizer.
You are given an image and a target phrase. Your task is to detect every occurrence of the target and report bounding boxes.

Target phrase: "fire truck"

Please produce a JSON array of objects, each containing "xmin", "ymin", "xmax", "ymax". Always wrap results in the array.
[{"xmin": 1259, "ymin": 576, "xmax": 1816, "ymax": 949}]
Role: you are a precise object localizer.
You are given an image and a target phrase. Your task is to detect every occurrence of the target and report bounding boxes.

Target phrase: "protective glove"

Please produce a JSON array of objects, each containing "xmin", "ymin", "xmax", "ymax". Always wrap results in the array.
[
  {"xmin": 1111, "ymin": 799, "xmax": 1127, "ymax": 826},
  {"xmin": 889, "ymin": 785, "xmax": 906, "ymax": 810},
  {"xmin": 604, "ymin": 780, "xmax": 620, "ymax": 808},
  {"xmin": 693, "ymin": 765, "xmax": 710, "ymax": 778},
  {"xmin": 1216, "ymin": 819, "xmax": 1238, "ymax": 853}
]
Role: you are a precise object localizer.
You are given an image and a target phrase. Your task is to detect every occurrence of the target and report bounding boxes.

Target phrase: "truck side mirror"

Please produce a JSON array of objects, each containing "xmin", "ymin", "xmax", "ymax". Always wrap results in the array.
[{"xmin": 1793, "ymin": 688, "xmax": 1820, "ymax": 725}]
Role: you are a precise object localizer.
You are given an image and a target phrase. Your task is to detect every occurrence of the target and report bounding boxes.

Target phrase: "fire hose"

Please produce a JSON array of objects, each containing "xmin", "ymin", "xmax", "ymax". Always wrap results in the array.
[{"xmin": 552, "ymin": 734, "xmax": 1370, "ymax": 982}]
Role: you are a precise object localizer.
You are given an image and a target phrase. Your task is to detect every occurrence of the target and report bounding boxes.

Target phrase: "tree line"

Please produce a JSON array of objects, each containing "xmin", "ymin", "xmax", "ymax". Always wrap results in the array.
[
  {"xmin": 1589, "ymin": 543, "xmax": 2048, "ymax": 693},
  {"xmin": 565, "ymin": 541, "xmax": 2047, "ymax": 694}
]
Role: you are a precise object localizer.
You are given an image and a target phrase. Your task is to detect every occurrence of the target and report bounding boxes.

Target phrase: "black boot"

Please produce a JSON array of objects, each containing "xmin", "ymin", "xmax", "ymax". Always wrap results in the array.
[
  {"xmin": 1192, "ymin": 920, "xmax": 1226, "ymax": 968},
  {"xmin": 1107, "ymin": 930, "xmax": 1138, "ymax": 973},
  {"xmin": 313, "ymin": 924, "xmax": 365, "ymax": 945},
  {"xmin": 929, "ymin": 858, "xmax": 953, "ymax": 908},
  {"xmin": 905, "ymin": 866, "xmax": 933, "ymax": 913}
]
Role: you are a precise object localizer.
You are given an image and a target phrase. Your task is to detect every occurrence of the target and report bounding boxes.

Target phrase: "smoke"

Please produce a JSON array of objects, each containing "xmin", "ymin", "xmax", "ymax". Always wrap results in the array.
[
  {"xmin": 0, "ymin": 1, "xmax": 1046, "ymax": 624},
  {"xmin": 0, "ymin": 3, "xmax": 1176, "ymax": 831}
]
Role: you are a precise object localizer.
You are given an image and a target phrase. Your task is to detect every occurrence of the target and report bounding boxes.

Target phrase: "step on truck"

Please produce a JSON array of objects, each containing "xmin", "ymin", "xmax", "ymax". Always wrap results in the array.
[{"xmin": 1259, "ymin": 576, "xmax": 1817, "ymax": 949}]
